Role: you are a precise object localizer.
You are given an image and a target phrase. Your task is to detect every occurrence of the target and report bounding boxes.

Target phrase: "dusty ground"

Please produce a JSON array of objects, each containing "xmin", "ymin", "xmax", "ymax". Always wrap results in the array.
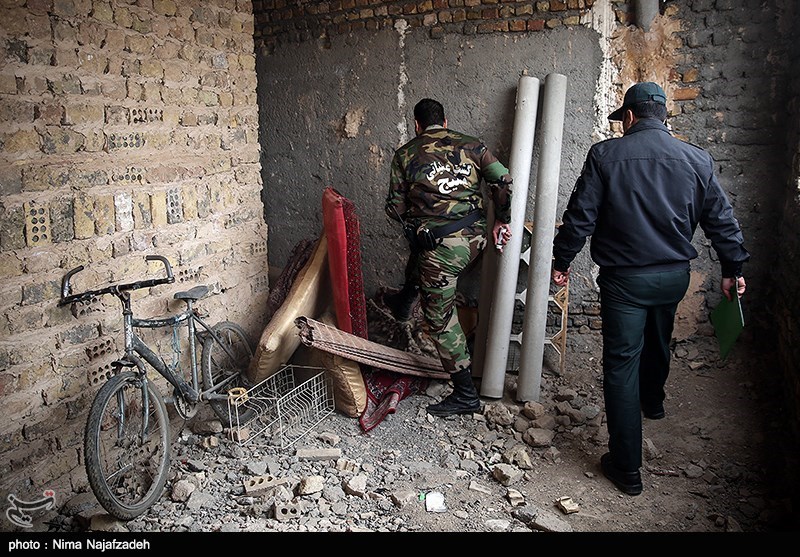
[
  {"xmin": 339, "ymin": 293, "xmax": 799, "ymax": 534},
  {"xmin": 9, "ymin": 290, "xmax": 796, "ymax": 539}
]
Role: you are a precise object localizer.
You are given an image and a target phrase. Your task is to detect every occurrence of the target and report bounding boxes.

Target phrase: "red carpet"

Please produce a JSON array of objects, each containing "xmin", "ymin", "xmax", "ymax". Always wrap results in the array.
[{"xmin": 322, "ymin": 187, "xmax": 425, "ymax": 432}]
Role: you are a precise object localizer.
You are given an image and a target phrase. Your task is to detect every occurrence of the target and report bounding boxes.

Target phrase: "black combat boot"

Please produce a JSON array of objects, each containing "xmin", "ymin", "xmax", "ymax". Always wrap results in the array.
[
  {"xmin": 384, "ymin": 283, "xmax": 419, "ymax": 321},
  {"xmin": 427, "ymin": 368, "xmax": 481, "ymax": 417}
]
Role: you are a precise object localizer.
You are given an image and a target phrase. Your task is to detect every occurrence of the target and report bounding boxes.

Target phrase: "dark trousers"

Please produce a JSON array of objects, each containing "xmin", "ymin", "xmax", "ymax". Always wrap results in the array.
[{"xmin": 597, "ymin": 269, "xmax": 690, "ymax": 471}]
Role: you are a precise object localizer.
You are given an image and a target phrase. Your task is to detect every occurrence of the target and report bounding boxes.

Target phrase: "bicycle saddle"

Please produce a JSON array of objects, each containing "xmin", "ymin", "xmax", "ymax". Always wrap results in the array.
[{"xmin": 173, "ymin": 285, "xmax": 209, "ymax": 301}]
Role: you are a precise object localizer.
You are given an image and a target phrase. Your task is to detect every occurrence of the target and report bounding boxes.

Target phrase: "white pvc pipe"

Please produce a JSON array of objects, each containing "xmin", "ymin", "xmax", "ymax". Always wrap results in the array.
[
  {"xmin": 516, "ymin": 73, "xmax": 567, "ymax": 402},
  {"xmin": 635, "ymin": 0, "xmax": 659, "ymax": 31},
  {"xmin": 478, "ymin": 73, "xmax": 540, "ymax": 398},
  {"xmin": 471, "ymin": 202, "xmax": 495, "ymax": 378}
]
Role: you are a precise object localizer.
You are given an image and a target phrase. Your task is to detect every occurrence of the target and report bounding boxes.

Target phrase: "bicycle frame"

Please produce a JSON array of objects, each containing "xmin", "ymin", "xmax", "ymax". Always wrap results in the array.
[
  {"xmin": 115, "ymin": 289, "xmax": 242, "ymax": 406},
  {"xmin": 58, "ymin": 255, "xmax": 243, "ymax": 427}
]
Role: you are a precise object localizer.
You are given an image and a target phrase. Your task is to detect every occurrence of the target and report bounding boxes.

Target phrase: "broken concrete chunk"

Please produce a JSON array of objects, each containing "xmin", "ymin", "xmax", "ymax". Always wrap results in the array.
[
  {"xmin": 273, "ymin": 501, "xmax": 301, "ymax": 522},
  {"xmin": 342, "ymin": 474, "xmax": 368, "ymax": 497},
  {"xmin": 297, "ymin": 475, "xmax": 325, "ymax": 495},
  {"xmin": 530, "ymin": 508, "xmax": 574, "ymax": 532},
  {"xmin": 507, "ymin": 488, "xmax": 525, "ymax": 507},
  {"xmin": 295, "ymin": 447, "xmax": 342, "ymax": 461},
  {"xmin": 170, "ymin": 479, "xmax": 196, "ymax": 502},
  {"xmin": 555, "ymin": 496, "xmax": 580, "ymax": 514},
  {"xmin": 424, "ymin": 491, "xmax": 446, "ymax": 512},
  {"xmin": 468, "ymin": 480, "xmax": 492, "ymax": 495},
  {"xmin": 243, "ymin": 474, "xmax": 291, "ymax": 494},
  {"xmin": 492, "ymin": 463, "xmax": 522, "ymax": 486},
  {"xmin": 523, "ymin": 427, "xmax": 555, "ymax": 448}
]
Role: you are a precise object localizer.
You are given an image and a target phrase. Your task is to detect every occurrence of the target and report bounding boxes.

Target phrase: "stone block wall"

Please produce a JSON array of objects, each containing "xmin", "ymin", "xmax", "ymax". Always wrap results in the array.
[{"xmin": 0, "ymin": 0, "xmax": 267, "ymax": 509}]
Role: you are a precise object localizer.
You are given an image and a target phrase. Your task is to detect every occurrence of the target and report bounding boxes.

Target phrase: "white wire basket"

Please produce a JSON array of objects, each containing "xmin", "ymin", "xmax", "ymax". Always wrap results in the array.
[{"xmin": 227, "ymin": 365, "xmax": 335, "ymax": 448}]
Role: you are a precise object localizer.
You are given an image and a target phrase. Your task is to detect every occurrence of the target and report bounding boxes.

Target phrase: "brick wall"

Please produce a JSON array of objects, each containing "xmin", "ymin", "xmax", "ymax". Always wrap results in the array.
[
  {"xmin": 253, "ymin": 0, "xmax": 606, "ymax": 51},
  {"xmin": 0, "ymin": 0, "xmax": 267, "ymax": 508}
]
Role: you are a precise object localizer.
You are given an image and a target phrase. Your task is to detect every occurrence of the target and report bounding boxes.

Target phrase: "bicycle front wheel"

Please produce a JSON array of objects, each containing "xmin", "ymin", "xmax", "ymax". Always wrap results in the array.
[
  {"xmin": 202, "ymin": 321, "xmax": 255, "ymax": 427},
  {"xmin": 84, "ymin": 371, "xmax": 171, "ymax": 521}
]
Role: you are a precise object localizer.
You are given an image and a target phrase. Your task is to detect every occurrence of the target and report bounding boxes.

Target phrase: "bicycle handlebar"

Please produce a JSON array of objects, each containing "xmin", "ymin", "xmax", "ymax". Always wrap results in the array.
[{"xmin": 58, "ymin": 255, "xmax": 175, "ymax": 307}]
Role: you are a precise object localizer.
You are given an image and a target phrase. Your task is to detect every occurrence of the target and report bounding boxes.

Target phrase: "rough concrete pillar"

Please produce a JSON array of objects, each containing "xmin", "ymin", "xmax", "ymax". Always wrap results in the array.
[
  {"xmin": 516, "ymin": 73, "xmax": 567, "ymax": 402},
  {"xmin": 477, "ymin": 73, "xmax": 540, "ymax": 398}
]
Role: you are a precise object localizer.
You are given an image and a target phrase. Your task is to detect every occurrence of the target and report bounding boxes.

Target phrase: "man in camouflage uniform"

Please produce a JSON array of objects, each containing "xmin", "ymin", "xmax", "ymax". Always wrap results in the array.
[{"xmin": 385, "ymin": 98, "xmax": 513, "ymax": 417}]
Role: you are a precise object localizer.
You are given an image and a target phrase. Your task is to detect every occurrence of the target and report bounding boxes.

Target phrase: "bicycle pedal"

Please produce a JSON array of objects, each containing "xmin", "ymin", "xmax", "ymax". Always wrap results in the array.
[{"xmin": 228, "ymin": 387, "xmax": 249, "ymax": 406}]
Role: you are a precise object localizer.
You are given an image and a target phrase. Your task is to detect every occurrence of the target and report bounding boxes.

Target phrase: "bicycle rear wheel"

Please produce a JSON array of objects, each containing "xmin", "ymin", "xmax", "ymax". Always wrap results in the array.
[
  {"xmin": 202, "ymin": 321, "xmax": 255, "ymax": 427},
  {"xmin": 84, "ymin": 371, "xmax": 171, "ymax": 521}
]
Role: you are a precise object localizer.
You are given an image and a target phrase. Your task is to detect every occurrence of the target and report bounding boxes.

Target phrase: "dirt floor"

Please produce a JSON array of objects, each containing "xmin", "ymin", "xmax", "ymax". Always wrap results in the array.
[{"xmin": 362, "ymin": 291, "xmax": 799, "ymax": 534}]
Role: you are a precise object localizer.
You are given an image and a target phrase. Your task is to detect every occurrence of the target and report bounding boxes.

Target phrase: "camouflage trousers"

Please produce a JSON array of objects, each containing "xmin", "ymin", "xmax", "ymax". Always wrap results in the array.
[{"xmin": 415, "ymin": 223, "xmax": 487, "ymax": 375}]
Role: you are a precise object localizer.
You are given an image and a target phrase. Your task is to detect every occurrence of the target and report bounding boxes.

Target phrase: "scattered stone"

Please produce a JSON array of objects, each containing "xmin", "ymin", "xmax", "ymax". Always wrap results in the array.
[
  {"xmin": 468, "ymin": 480, "xmax": 492, "ymax": 495},
  {"xmin": 485, "ymin": 518, "xmax": 511, "ymax": 531},
  {"xmin": 492, "ymin": 463, "xmax": 522, "ymax": 486},
  {"xmin": 554, "ymin": 496, "xmax": 580, "ymax": 514},
  {"xmin": 685, "ymin": 463, "xmax": 705, "ymax": 479},
  {"xmin": 523, "ymin": 427, "xmax": 555, "ymax": 448},
  {"xmin": 192, "ymin": 420, "xmax": 224, "ymax": 434},
  {"xmin": 530, "ymin": 508, "xmax": 574, "ymax": 532},
  {"xmin": 484, "ymin": 403, "xmax": 516, "ymax": 426},
  {"xmin": 171, "ymin": 479, "xmax": 196, "ymax": 502},
  {"xmin": 87, "ymin": 514, "xmax": 129, "ymax": 532},
  {"xmin": 297, "ymin": 475, "xmax": 325, "ymax": 495},
  {"xmin": 185, "ymin": 491, "xmax": 215, "ymax": 510},
  {"xmin": 522, "ymin": 401, "xmax": 546, "ymax": 420},
  {"xmin": 296, "ymin": 448, "xmax": 342, "ymax": 461},
  {"xmin": 507, "ymin": 488, "xmax": 525, "ymax": 506},
  {"xmin": 343, "ymin": 475, "xmax": 368, "ymax": 497}
]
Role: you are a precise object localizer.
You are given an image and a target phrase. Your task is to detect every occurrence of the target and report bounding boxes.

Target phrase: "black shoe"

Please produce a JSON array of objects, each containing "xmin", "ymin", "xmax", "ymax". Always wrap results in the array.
[
  {"xmin": 427, "ymin": 393, "xmax": 481, "ymax": 416},
  {"xmin": 600, "ymin": 452, "xmax": 643, "ymax": 496},
  {"xmin": 642, "ymin": 403, "xmax": 665, "ymax": 420},
  {"xmin": 427, "ymin": 369, "xmax": 481, "ymax": 417}
]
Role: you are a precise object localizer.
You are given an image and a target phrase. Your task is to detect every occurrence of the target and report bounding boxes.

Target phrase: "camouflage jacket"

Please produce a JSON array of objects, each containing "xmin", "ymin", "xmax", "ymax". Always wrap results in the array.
[{"xmin": 385, "ymin": 125, "xmax": 512, "ymax": 228}]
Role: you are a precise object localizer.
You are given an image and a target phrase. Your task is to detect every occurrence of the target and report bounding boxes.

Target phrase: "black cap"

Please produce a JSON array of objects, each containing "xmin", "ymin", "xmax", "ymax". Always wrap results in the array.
[{"xmin": 608, "ymin": 82, "xmax": 667, "ymax": 121}]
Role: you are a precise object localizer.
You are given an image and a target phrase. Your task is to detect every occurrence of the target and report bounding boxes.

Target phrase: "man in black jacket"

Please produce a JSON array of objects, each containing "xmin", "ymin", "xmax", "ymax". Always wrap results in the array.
[{"xmin": 551, "ymin": 82, "xmax": 750, "ymax": 496}]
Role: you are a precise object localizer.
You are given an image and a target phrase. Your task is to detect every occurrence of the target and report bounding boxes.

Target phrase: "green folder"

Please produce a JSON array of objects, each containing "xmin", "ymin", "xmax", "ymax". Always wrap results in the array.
[{"xmin": 710, "ymin": 291, "xmax": 744, "ymax": 360}]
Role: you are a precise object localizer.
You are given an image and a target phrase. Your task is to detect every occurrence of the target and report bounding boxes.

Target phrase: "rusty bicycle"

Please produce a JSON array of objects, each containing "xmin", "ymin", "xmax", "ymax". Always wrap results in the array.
[{"xmin": 58, "ymin": 255, "xmax": 254, "ymax": 520}]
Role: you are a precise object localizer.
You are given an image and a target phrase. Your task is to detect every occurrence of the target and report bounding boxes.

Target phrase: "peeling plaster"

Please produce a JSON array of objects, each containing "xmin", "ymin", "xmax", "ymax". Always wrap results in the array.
[
  {"xmin": 610, "ymin": 11, "xmax": 682, "ymax": 116},
  {"xmin": 589, "ymin": 0, "xmax": 682, "ymax": 141},
  {"xmin": 342, "ymin": 107, "xmax": 366, "ymax": 138},
  {"xmin": 395, "ymin": 19, "xmax": 409, "ymax": 145},
  {"xmin": 588, "ymin": 0, "xmax": 618, "ymax": 143}
]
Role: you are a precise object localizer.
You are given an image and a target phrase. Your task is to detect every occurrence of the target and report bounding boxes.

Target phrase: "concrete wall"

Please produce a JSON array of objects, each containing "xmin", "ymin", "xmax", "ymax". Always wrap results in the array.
[
  {"xmin": 256, "ymin": 25, "xmax": 600, "ymax": 295},
  {"xmin": 1, "ymin": 0, "xmax": 798, "ymax": 519},
  {"xmin": 0, "ymin": 0, "xmax": 267, "ymax": 512},
  {"xmin": 254, "ymin": 0, "xmax": 799, "ymax": 426},
  {"xmin": 255, "ymin": 0, "xmax": 793, "ymax": 339}
]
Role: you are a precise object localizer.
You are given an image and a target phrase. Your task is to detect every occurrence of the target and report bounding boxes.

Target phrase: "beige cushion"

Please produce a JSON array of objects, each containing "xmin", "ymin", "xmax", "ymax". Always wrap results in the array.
[
  {"xmin": 305, "ymin": 311, "xmax": 367, "ymax": 418},
  {"xmin": 248, "ymin": 234, "xmax": 330, "ymax": 384}
]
